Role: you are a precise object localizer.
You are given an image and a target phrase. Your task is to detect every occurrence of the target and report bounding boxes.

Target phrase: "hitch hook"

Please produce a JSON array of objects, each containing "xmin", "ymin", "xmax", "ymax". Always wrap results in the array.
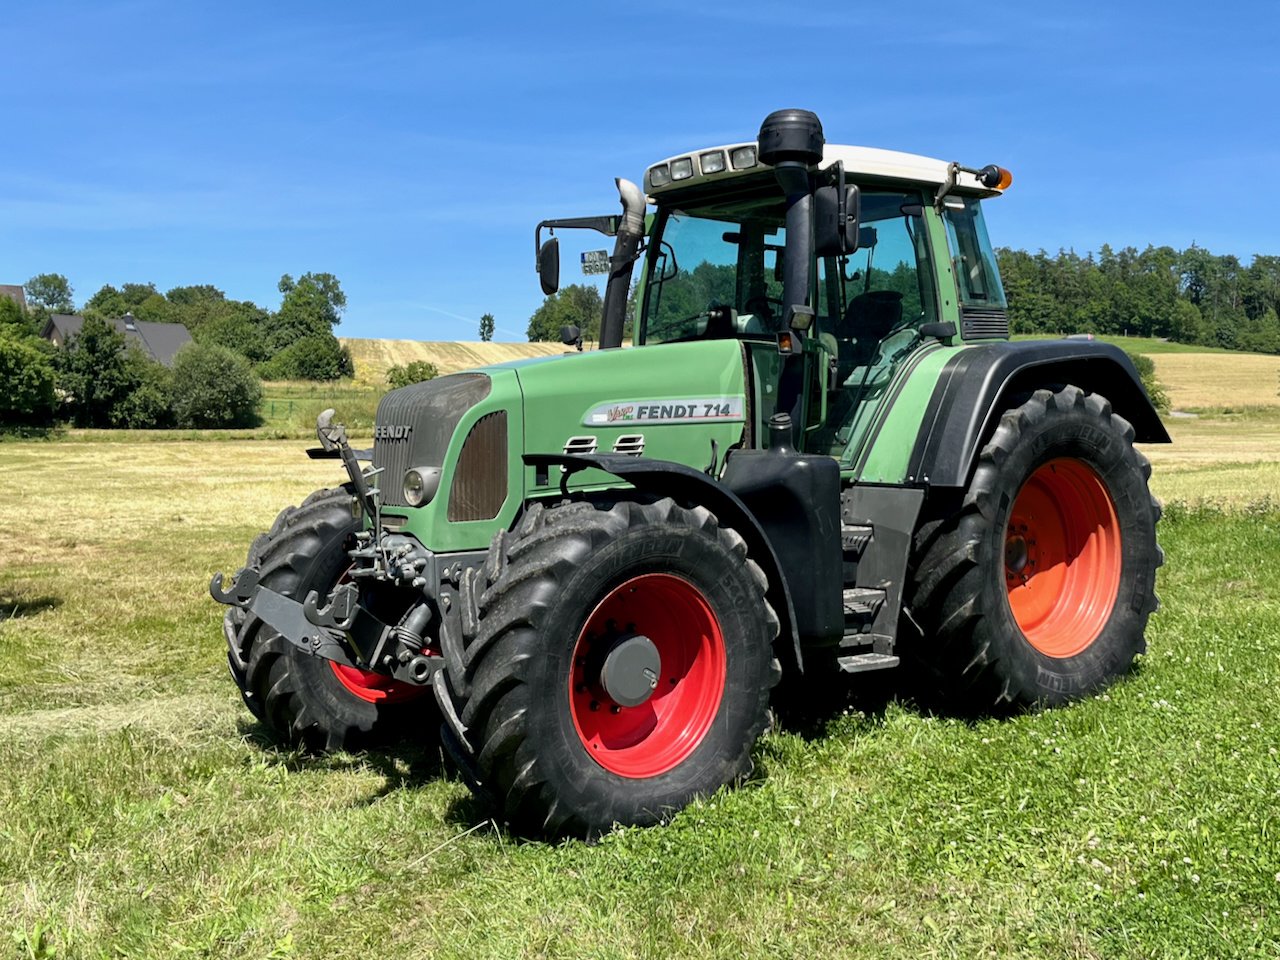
[
  {"xmin": 209, "ymin": 567, "xmax": 260, "ymax": 607},
  {"xmin": 302, "ymin": 582, "xmax": 359, "ymax": 631}
]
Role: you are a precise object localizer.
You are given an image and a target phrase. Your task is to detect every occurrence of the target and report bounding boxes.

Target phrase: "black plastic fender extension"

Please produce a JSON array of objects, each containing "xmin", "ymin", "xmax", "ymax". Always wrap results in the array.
[
  {"xmin": 908, "ymin": 340, "xmax": 1171, "ymax": 489},
  {"xmin": 524, "ymin": 452, "xmax": 807, "ymax": 673}
]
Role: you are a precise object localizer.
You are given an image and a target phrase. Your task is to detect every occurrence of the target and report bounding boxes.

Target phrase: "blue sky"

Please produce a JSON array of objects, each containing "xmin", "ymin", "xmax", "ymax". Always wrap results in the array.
[{"xmin": 1, "ymin": 1, "xmax": 1276, "ymax": 341}]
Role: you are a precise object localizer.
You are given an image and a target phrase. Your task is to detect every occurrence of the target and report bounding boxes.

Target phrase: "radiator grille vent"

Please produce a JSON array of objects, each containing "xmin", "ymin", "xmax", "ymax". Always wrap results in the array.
[
  {"xmin": 564, "ymin": 435, "xmax": 598, "ymax": 455},
  {"xmin": 373, "ymin": 373, "xmax": 491, "ymax": 507},
  {"xmin": 961, "ymin": 308, "xmax": 1010, "ymax": 340},
  {"xmin": 448, "ymin": 411, "xmax": 508, "ymax": 522}
]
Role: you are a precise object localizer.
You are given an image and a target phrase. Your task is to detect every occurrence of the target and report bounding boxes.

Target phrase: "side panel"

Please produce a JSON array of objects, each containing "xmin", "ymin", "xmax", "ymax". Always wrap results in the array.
[
  {"xmin": 847, "ymin": 344, "xmax": 965, "ymax": 482},
  {"xmin": 518, "ymin": 339, "xmax": 749, "ymax": 495}
]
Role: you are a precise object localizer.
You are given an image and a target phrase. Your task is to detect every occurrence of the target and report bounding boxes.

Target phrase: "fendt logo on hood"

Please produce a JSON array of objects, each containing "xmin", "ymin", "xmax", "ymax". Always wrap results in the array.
[{"xmin": 374, "ymin": 424, "xmax": 412, "ymax": 441}]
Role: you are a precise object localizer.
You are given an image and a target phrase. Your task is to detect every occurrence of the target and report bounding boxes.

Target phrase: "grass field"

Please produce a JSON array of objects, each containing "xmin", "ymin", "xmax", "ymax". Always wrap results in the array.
[
  {"xmin": 2, "ymin": 436, "xmax": 1277, "ymax": 958},
  {"xmin": 3, "ymin": 341, "xmax": 1279, "ymax": 958}
]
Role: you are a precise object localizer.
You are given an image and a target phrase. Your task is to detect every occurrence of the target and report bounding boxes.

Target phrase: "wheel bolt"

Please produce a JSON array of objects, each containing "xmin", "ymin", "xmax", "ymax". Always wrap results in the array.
[
  {"xmin": 576, "ymin": 658, "xmax": 587, "ymax": 668},
  {"xmin": 575, "ymin": 683, "xmax": 587, "ymax": 693},
  {"xmin": 589, "ymin": 700, "xmax": 600, "ymax": 711},
  {"xmin": 610, "ymin": 705, "xmax": 622, "ymax": 714}
]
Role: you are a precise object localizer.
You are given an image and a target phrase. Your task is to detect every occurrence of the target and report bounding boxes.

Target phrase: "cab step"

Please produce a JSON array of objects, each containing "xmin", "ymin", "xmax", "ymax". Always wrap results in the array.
[
  {"xmin": 841, "ymin": 523, "xmax": 873, "ymax": 556},
  {"xmin": 842, "ymin": 586, "xmax": 886, "ymax": 618},
  {"xmin": 836, "ymin": 652, "xmax": 901, "ymax": 674}
]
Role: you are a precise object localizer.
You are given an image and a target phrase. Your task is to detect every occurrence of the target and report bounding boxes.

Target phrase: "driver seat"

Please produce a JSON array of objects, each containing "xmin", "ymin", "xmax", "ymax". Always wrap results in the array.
[{"xmin": 836, "ymin": 290, "xmax": 903, "ymax": 378}]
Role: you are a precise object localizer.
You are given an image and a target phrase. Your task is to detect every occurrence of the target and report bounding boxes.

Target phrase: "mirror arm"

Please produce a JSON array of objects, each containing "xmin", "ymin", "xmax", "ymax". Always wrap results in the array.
[{"xmin": 534, "ymin": 215, "xmax": 622, "ymax": 270}]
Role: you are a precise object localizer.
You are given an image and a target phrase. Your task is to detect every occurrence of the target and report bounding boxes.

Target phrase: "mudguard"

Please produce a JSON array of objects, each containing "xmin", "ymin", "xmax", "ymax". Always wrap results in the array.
[
  {"xmin": 524, "ymin": 452, "xmax": 806, "ymax": 672},
  {"xmin": 908, "ymin": 340, "xmax": 1171, "ymax": 489}
]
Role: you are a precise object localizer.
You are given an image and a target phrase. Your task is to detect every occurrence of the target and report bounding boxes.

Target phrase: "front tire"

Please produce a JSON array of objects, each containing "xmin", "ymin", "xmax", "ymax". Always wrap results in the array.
[
  {"xmin": 224, "ymin": 488, "xmax": 433, "ymax": 750},
  {"xmin": 907, "ymin": 385, "xmax": 1162, "ymax": 710},
  {"xmin": 441, "ymin": 498, "xmax": 780, "ymax": 837}
]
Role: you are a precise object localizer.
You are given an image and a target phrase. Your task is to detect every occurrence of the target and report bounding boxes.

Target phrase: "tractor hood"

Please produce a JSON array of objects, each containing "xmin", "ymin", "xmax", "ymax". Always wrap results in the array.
[{"xmin": 513, "ymin": 339, "xmax": 750, "ymax": 477}]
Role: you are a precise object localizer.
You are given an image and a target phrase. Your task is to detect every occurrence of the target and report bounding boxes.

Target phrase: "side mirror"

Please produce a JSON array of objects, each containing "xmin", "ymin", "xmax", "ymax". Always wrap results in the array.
[
  {"xmin": 814, "ymin": 182, "xmax": 860, "ymax": 257},
  {"xmin": 560, "ymin": 324, "xmax": 583, "ymax": 351},
  {"xmin": 538, "ymin": 237, "xmax": 560, "ymax": 295}
]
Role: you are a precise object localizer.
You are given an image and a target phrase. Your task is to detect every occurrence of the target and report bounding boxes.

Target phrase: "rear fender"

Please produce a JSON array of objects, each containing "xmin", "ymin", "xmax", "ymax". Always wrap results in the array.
[{"xmin": 908, "ymin": 340, "xmax": 1171, "ymax": 489}]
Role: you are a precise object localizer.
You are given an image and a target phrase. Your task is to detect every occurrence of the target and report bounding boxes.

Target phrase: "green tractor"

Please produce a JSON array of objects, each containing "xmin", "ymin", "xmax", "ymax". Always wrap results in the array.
[{"xmin": 212, "ymin": 109, "xmax": 1167, "ymax": 837}]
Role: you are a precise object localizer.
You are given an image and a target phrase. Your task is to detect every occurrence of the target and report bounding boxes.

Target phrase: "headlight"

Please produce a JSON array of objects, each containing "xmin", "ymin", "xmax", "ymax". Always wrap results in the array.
[
  {"xmin": 730, "ymin": 145, "xmax": 757, "ymax": 170},
  {"xmin": 403, "ymin": 466, "xmax": 441, "ymax": 507},
  {"xmin": 670, "ymin": 157, "xmax": 694, "ymax": 181},
  {"xmin": 699, "ymin": 150, "xmax": 726, "ymax": 174}
]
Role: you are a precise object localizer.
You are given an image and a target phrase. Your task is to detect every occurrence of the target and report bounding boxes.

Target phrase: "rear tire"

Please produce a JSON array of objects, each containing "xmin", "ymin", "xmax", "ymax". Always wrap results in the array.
[
  {"xmin": 439, "ymin": 498, "xmax": 780, "ymax": 837},
  {"xmin": 224, "ymin": 488, "xmax": 433, "ymax": 751},
  {"xmin": 906, "ymin": 385, "xmax": 1162, "ymax": 710}
]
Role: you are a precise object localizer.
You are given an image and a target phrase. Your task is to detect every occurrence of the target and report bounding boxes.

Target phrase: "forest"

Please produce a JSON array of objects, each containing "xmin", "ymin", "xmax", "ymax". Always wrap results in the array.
[{"xmin": 996, "ymin": 244, "xmax": 1280, "ymax": 352}]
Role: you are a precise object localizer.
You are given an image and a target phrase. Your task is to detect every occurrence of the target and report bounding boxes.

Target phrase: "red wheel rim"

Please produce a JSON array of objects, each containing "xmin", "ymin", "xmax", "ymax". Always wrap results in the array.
[
  {"xmin": 569, "ymin": 573, "xmax": 727, "ymax": 779},
  {"xmin": 1004, "ymin": 457, "xmax": 1123, "ymax": 658},
  {"xmin": 329, "ymin": 660, "xmax": 425, "ymax": 704},
  {"xmin": 326, "ymin": 569, "xmax": 430, "ymax": 704}
]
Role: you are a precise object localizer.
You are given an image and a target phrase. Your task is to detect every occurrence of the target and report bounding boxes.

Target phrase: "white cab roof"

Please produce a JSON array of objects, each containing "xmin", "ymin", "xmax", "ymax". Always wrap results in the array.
[{"xmin": 645, "ymin": 142, "xmax": 1004, "ymax": 199}]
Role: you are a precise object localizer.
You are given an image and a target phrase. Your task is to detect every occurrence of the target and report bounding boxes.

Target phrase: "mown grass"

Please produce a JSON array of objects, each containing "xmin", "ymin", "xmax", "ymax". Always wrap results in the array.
[{"xmin": 1, "ymin": 437, "xmax": 1278, "ymax": 958}]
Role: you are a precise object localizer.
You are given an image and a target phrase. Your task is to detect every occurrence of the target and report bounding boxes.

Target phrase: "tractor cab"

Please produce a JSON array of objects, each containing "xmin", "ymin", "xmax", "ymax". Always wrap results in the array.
[
  {"xmin": 536, "ymin": 123, "xmax": 1014, "ymax": 468},
  {"xmin": 641, "ymin": 143, "xmax": 1010, "ymax": 467}
]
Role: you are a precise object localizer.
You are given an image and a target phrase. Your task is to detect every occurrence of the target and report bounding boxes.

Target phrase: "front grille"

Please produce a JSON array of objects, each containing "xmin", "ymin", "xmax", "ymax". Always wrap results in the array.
[
  {"xmin": 373, "ymin": 373, "xmax": 491, "ymax": 507},
  {"xmin": 448, "ymin": 411, "xmax": 508, "ymax": 521},
  {"xmin": 961, "ymin": 308, "xmax": 1010, "ymax": 339}
]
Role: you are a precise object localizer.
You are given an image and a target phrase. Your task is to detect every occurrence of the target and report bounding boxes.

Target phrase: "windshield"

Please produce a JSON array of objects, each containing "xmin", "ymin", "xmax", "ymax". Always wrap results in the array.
[
  {"xmin": 639, "ymin": 190, "xmax": 935, "ymax": 346},
  {"xmin": 640, "ymin": 207, "xmax": 787, "ymax": 344}
]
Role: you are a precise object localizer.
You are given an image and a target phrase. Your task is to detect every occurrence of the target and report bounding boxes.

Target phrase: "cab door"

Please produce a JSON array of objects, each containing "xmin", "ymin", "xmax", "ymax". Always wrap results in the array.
[{"xmin": 803, "ymin": 189, "xmax": 943, "ymax": 470}]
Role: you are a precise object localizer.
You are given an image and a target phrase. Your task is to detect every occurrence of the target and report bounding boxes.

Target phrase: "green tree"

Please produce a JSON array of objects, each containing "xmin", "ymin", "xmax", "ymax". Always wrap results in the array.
[
  {"xmin": 193, "ymin": 309, "xmax": 270, "ymax": 362},
  {"xmin": 24, "ymin": 273, "xmax": 74, "ymax": 313},
  {"xmin": 526, "ymin": 284, "xmax": 603, "ymax": 341},
  {"xmin": 54, "ymin": 316, "xmax": 134, "ymax": 426},
  {"xmin": 479, "ymin": 312, "xmax": 495, "ymax": 341},
  {"xmin": 83, "ymin": 282, "xmax": 160, "ymax": 320},
  {"xmin": 111, "ymin": 350, "xmax": 173, "ymax": 428},
  {"xmin": 258, "ymin": 335, "xmax": 347, "ymax": 381},
  {"xmin": 0, "ymin": 335, "xmax": 57, "ymax": 423},
  {"xmin": 170, "ymin": 343, "xmax": 262, "ymax": 427},
  {"xmin": 0, "ymin": 295, "xmax": 38, "ymax": 339},
  {"xmin": 1124, "ymin": 350, "xmax": 1169, "ymax": 412},
  {"xmin": 263, "ymin": 272, "xmax": 346, "ymax": 353},
  {"xmin": 386, "ymin": 361, "xmax": 439, "ymax": 389}
]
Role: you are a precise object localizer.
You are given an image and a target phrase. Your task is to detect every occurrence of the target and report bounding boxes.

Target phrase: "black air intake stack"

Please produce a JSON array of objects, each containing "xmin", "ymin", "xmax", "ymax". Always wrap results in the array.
[
  {"xmin": 758, "ymin": 109, "xmax": 824, "ymax": 442},
  {"xmin": 599, "ymin": 178, "xmax": 646, "ymax": 349},
  {"xmin": 757, "ymin": 109, "xmax": 824, "ymax": 317}
]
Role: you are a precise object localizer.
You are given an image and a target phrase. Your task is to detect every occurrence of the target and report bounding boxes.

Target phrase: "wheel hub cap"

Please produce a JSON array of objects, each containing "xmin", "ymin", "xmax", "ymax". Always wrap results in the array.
[{"xmin": 599, "ymin": 634, "xmax": 661, "ymax": 707}]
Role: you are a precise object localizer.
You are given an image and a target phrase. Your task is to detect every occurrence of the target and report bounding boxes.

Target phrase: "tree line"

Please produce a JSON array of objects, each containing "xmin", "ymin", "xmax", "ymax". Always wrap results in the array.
[
  {"xmin": 1, "ymin": 271, "xmax": 352, "ymax": 429},
  {"xmin": 997, "ymin": 244, "xmax": 1280, "ymax": 353},
  {"xmin": 525, "ymin": 245, "xmax": 1280, "ymax": 357}
]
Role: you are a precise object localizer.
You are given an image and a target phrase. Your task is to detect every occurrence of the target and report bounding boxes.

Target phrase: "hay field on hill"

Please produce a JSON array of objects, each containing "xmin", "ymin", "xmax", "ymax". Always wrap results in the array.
[
  {"xmin": 341, "ymin": 338, "xmax": 566, "ymax": 385},
  {"xmin": 1149, "ymin": 353, "xmax": 1280, "ymax": 411}
]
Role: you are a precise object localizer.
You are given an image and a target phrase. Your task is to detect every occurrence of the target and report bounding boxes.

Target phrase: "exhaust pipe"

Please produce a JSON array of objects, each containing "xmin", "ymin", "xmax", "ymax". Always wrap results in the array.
[{"xmin": 599, "ymin": 178, "xmax": 646, "ymax": 350}]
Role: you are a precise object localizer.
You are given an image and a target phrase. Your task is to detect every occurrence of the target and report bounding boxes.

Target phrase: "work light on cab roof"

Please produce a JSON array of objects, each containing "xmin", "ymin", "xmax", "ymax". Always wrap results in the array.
[{"xmin": 211, "ymin": 108, "xmax": 1164, "ymax": 843}]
